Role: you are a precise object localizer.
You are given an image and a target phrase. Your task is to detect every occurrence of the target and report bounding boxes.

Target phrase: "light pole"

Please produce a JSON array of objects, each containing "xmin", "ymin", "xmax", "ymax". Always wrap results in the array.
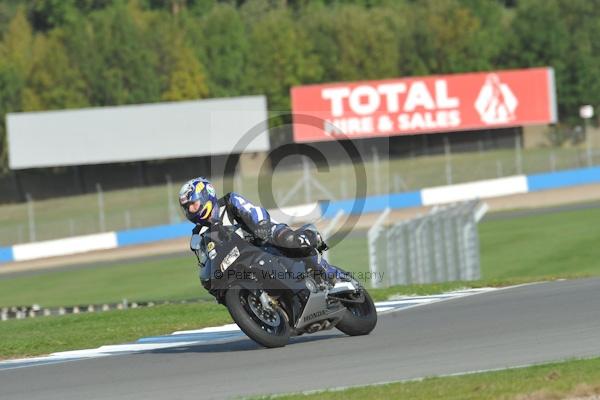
[{"xmin": 580, "ymin": 105, "xmax": 594, "ymax": 167}]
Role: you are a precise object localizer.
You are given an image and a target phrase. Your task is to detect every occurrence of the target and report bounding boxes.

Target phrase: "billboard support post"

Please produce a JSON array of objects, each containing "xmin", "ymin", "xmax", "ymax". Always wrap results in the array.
[{"xmin": 26, "ymin": 193, "xmax": 36, "ymax": 242}]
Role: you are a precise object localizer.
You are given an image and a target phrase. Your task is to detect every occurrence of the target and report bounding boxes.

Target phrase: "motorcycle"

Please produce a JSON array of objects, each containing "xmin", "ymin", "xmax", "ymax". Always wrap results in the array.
[{"xmin": 190, "ymin": 216, "xmax": 377, "ymax": 348}]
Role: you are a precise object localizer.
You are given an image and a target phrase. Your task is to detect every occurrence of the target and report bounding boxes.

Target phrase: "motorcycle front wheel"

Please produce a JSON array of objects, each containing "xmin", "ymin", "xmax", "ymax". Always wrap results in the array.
[
  {"xmin": 225, "ymin": 286, "xmax": 290, "ymax": 348},
  {"xmin": 335, "ymin": 289, "xmax": 377, "ymax": 336}
]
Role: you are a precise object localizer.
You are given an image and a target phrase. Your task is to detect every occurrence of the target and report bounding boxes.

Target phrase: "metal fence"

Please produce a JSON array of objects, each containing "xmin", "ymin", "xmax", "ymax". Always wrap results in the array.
[
  {"xmin": 1, "ymin": 135, "xmax": 600, "ymax": 247},
  {"xmin": 368, "ymin": 201, "xmax": 488, "ymax": 288}
]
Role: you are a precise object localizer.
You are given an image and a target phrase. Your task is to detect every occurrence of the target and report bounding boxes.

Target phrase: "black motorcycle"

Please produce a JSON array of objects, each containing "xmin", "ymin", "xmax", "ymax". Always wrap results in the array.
[{"xmin": 190, "ymin": 217, "xmax": 377, "ymax": 348}]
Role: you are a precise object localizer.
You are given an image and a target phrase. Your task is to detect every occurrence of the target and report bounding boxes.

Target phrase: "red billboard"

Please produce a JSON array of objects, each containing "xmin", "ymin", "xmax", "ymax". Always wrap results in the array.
[{"xmin": 291, "ymin": 67, "xmax": 557, "ymax": 143}]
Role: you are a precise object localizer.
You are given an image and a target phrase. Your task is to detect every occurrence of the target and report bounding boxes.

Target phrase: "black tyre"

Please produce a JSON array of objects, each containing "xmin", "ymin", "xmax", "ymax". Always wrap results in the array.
[
  {"xmin": 336, "ymin": 290, "xmax": 377, "ymax": 336},
  {"xmin": 225, "ymin": 286, "xmax": 290, "ymax": 348}
]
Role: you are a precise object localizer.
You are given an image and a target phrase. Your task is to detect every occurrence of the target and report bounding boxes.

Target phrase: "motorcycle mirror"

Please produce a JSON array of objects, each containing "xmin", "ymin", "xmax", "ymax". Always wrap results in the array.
[{"xmin": 190, "ymin": 234, "xmax": 201, "ymax": 251}]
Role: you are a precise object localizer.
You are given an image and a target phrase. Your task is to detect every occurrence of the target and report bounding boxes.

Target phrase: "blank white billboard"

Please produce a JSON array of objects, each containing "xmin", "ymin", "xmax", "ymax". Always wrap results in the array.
[{"xmin": 7, "ymin": 96, "xmax": 269, "ymax": 169}]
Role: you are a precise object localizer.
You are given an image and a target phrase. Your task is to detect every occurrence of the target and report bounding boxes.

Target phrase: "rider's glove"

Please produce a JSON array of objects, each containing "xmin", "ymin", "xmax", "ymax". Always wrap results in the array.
[{"xmin": 254, "ymin": 220, "xmax": 272, "ymax": 241}]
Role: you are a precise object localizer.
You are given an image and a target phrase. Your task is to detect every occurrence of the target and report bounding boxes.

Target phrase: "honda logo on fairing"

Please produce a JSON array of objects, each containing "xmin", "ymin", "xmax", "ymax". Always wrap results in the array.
[
  {"xmin": 475, "ymin": 74, "xmax": 518, "ymax": 124},
  {"xmin": 303, "ymin": 309, "xmax": 328, "ymax": 322}
]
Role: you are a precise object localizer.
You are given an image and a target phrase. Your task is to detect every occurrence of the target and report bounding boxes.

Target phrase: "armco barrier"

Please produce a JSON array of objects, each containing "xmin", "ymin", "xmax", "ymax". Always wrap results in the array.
[
  {"xmin": 0, "ymin": 247, "xmax": 13, "ymax": 263},
  {"xmin": 527, "ymin": 166, "xmax": 600, "ymax": 192},
  {"xmin": 116, "ymin": 222, "xmax": 190, "ymax": 247},
  {"xmin": 1, "ymin": 166, "xmax": 599, "ymax": 264},
  {"xmin": 11, "ymin": 232, "xmax": 118, "ymax": 262},
  {"xmin": 320, "ymin": 191, "xmax": 421, "ymax": 219},
  {"xmin": 420, "ymin": 175, "xmax": 529, "ymax": 206},
  {"xmin": 321, "ymin": 165, "xmax": 599, "ymax": 216}
]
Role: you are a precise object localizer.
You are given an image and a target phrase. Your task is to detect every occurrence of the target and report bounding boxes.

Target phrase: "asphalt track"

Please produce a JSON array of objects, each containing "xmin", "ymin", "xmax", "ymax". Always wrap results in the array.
[{"xmin": 1, "ymin": 278, "xmax": 600, "ymax": 399}]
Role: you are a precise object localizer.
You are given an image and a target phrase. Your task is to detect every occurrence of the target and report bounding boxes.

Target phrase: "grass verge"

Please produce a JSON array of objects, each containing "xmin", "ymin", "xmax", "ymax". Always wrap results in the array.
[
  {"xmin": 0, "ymin": 282, "xmax": 495, "ymax": 360},
  {"xmin": 260, "ymin": 357, "xmax": 600, "ymax": 400},
  {"xmin": 1, "ymin": 203, "xmax": 599, "ymax": 359},
  {"xmin": 2, "ymin": 203, "xmax": 600, "ymax": 308},
  {"xmin": 0, "ymin": 302, "xmax": 232, "ymax": 360}
]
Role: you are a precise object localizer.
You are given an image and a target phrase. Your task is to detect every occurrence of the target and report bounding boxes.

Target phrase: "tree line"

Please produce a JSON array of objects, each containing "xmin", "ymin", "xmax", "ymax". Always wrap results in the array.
[{"xmin": 0, "ymin": 0, "xmax": 599, "ymax": 172}]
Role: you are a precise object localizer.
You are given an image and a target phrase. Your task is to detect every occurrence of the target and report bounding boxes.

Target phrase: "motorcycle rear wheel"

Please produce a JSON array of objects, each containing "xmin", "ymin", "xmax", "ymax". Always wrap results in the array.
[{"xmin": 225, "ymin": 286, "xmax": 290, "ymax": 348}]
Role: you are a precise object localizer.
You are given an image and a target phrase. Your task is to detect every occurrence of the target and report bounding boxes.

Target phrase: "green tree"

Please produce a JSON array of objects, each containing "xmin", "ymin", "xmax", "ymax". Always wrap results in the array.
[
  {"xmin": 161, "ymin": 40, "xmax": 209, "ymax": 101},
  {"xmin": 199, "ymin": 3, "xmax": 248, "ymax": 97},
  {"xmin": 0, "ymin": 62, "xmax": 22, "ymax": 172},
  {"xmin": 29, "ymin": 0, "xmax": 79, "ymax": 30},
  {"xmin": 0, "ymin": 8, "xmax": 31, "ymax": 171},
  {"xmin": 244, "ymin": 8, "xmax": 321, "ymax": 111},
  {"xmin": 556, "ymin": 0, "xmax": 600, "ymax": 122},
  {"xmin": 504, "ymin": 0, "xmax": 569, "ymax": 118},
  {"xmin": 299, "ymin": 3, "xmax": 401, "ymax": 82},
  {"xmin": 409, "ymin": 0, "xmax": 501, "ymax": 74},
  {"xmin": 21, "ymin": 31, "xmax": 88, "ymax": 111},
  {"xmin": 86, "ymin": 1, "xmax": 161, "ymax": 105},
  {"xmin": 331, "ymin": 5, "xmax": 400, "ymax": 81}
]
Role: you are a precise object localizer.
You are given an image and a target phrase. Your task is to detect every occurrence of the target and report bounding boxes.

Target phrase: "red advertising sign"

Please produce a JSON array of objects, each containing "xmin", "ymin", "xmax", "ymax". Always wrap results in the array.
[{"xmin": 291, "ymin": 67, "xmax": 556, "ymax": 142}]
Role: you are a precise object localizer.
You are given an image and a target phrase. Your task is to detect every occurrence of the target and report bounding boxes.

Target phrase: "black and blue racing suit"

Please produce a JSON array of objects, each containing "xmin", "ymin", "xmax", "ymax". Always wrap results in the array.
[{"xmin": 208, "ymin": 192, "xmax": 341, "ymax": 279}]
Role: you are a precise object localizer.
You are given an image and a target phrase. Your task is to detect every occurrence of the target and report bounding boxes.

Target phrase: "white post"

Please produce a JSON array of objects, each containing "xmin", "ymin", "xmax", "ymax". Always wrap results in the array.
[
  {"xmin": 340, "ymin": 178, "xmax": 348, "ymax": 199},
  {"xmin": 322, "ymin": 210, "xmax": 345, "ymax": 262},
  {"xmin": 515, "ymin": 134, "xmax": 523, "ymax": 174},
  {"xmin": 96, "ymin": 183, "xmax": 105, "ymax": 232},
  {"xmin": 372, "ymin": 147, "xmax": 381, "ymax": 195},
  {"xmin": 125, "ymin": 210, "xmax": 132, "ymax": 230},
  {"xmin": 586, "ymin": 119, "xmax": 593, "ymax": 167},
  {"xmin": 235, "ymin": 171, "xmax": 244, "ymax": 194},
  {"xmin": 17, "ymin": 225, "xmax": 24, "ymax": 243},
  {"xmin": 26, "ymin": 193, "xmax": 36, "ymax": 242},
  {"xmin": 581, "ymin": 105, "xmax": 594, "ymax": 166},
  {"xmin": 166, "ymin": 175, "xmax": 178, "ymax": 224},
  {"xmin": 302, "ymin": 157, "xmax": 311, "ymax": 203},
  {"xmin": 368, "ymin": 207, "xmax": 391, "ymax": 288},
  {"xmin": 444, "ymin": 137, "xmax": 452, "ymax": 185}
]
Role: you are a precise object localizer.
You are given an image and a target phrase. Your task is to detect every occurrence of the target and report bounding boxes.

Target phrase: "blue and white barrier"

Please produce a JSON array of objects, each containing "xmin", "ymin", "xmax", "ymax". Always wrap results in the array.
[
  {"xmin": 1, "ymin": 166, "xmax": 599, "ymax": 265},
  {"xmin": 12, "ymin": 233, "xmax": 118, "ymax": 262},
  {"xmin": 0, "ymin": 203, "xmax": 322, "ymax": 264},
  {"xmin": 321, "ymin": 165, "xmax": 600, "ymax": 217}
]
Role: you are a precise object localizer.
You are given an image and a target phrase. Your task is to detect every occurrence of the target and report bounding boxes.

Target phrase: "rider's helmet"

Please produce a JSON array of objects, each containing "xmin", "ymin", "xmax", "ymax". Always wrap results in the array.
[{"xmin": 178, "ymin": 177, "xmax": 218, "ymax": 226}]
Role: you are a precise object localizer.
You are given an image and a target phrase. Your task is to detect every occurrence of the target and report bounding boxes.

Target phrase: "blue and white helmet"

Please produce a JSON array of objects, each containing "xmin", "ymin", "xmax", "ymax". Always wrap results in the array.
[{"xmin": 178, "ymin": 177, "xmax": 218, "ymax": 225}]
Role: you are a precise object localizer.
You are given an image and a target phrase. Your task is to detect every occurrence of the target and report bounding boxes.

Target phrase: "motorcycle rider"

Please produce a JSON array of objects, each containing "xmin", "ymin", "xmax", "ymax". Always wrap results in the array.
[{"xmin": 178, "ymin": 177, "xmax": 342, "ymax": 284}]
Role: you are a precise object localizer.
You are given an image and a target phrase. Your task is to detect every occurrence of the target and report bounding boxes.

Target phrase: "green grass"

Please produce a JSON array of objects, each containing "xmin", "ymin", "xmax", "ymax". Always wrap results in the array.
[
  {"xmin": 0, "ymin": 282, "xmax": 486, "ymax": 359},
  {"xmin": 1, "ymin": 204, "xmax": 599, "ymax": 359},
  {"xmin": 0, "ymin": 302, "xmax": 232, "ymax": 360},
  {"xmin": 479, "ymin": 207, "xmax": 600, "ymax": 280},
  {"xmin": 262, "ymin": 357, "xmax": 600, "ymax": 400},
  {"xmin": 0, "ymin": 255, "xmax": 210, "ymax": 308},
  {"xmin": 330, "ymin": 204, "xmax": 600, "ymax": 283},
  {"xmin": 0, "ymin": 145, "xmax": 594, "ymax": 245},
  {"xmin": 1, "ymin": 204, "xmax": 599, "ymax": 308}
]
